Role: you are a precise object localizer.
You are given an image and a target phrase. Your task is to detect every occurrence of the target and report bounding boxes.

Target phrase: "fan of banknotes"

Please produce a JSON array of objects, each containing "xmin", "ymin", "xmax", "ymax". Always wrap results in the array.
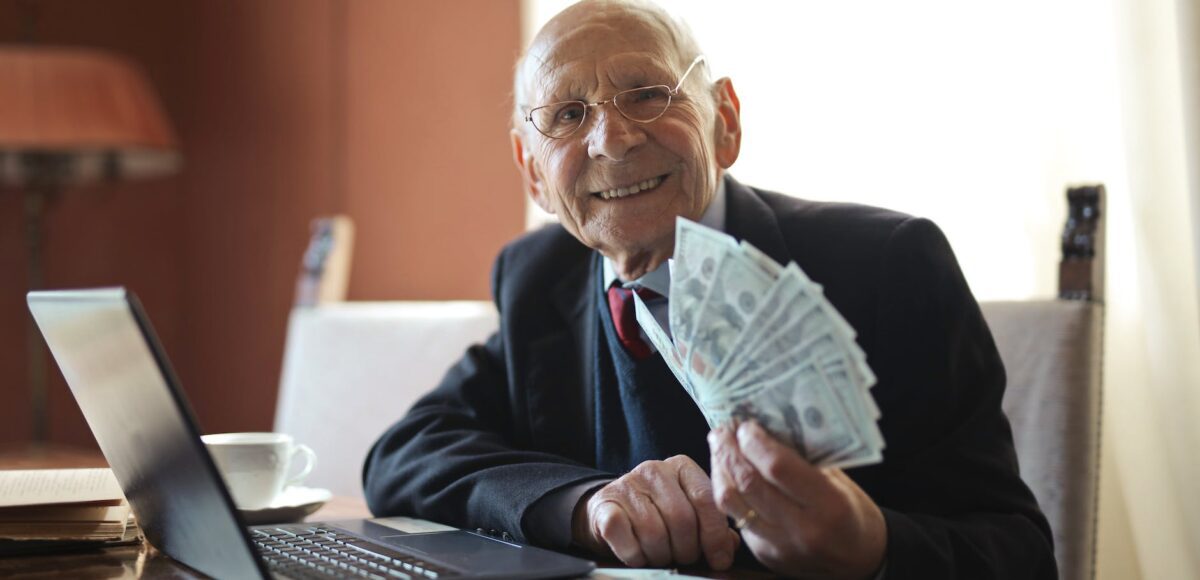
[{"xmin": 633, "ymin": 218, "xmax": 885, "ymax": 469}]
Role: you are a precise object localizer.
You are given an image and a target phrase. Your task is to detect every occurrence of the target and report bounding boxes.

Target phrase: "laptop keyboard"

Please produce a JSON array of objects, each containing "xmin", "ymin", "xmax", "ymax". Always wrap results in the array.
[{"xmin": 253, "ymin": 524, "xmax": 456, "ymax": 579}]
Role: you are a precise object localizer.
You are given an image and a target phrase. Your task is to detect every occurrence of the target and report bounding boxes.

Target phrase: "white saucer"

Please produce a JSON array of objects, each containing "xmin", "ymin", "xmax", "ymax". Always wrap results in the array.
[{"xmin": 238, "ymin": 486, "xmax": 333, "ymax": 525}]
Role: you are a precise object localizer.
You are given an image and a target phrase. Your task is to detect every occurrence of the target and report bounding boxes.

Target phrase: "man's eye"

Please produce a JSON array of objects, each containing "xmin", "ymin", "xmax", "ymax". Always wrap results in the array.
[
  {"xmin": 557, "ymin": 105, "xmax": 583, "ymax": 122},
  {"xmin": 631, "ymin": 88, "xmax": 668, "ymax": 102}
]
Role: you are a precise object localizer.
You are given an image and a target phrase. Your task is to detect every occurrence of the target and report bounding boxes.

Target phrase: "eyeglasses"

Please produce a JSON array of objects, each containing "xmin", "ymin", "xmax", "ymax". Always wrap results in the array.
[{"xmin": 524, "ymin": 55, "xmax": 706, "ymax": 140}]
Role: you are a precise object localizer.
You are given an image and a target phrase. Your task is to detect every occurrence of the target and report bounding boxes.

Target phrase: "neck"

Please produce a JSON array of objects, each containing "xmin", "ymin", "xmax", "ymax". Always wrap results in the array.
[{"xmin": 606, "ymin": 246, "xmax": 672, "ymax": 282}]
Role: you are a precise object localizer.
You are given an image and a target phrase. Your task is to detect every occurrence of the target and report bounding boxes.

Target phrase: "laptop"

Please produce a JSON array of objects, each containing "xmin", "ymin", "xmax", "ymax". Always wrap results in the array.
[{"xmin": 27, "ymin": 288, "xmax": 596, "ymax": 580}]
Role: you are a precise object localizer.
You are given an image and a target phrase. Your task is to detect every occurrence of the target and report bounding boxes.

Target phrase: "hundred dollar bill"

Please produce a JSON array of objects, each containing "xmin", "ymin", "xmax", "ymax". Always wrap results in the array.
[
  {"xmin": 722, "ymin": 286, "xmax": 876, "ymax": 400},
  {"xmin": 718, "ymin": 295, "xmax": 833, "ymax": 395},
  {"xmin": 816, "ymin": 356, "xmax": 885, "ymax": 450},
  {"xmin": 670, "ymin": 218, "xmax": 736, "ymax": 361},
  {"xmin": 708, "ymin": 363, "xmax": 862, "ymax": 464},
  {"xmin": 723, "ymin": 321, "xmax": 842, "ymax": 399},
  {"xmin": 738, "ymin": 240, "xmax": 783, "ymax": 279},
  {"xmin": 711, "ymin": 264, "xmax": 813, "ymax": 386},
  {"xmin": 686, "ymin": 248, "xmax": 775, "ymax": 385}
]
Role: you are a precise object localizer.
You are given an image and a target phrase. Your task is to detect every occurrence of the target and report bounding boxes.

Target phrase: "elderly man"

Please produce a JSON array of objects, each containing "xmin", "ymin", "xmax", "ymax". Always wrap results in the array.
[{"xmin": 364, "ymin": 1, "xmax": 1055, "ymax": 578}]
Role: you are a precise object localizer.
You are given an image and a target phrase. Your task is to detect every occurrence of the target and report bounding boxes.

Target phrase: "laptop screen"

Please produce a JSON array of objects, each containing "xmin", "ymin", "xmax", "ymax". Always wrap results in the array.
[{"xmin": 27, "ymin": 288, "xmax": 267, "ymax": 579}]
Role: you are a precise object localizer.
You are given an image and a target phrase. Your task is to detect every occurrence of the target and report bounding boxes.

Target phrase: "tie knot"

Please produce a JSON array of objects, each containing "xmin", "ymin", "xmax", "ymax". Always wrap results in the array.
[
  {"xmin": 608, "ymin": 284, "xmax": 662, "ymax": 302},
  {"xmin": 606, "ymin": 284, "xmax": 661, "ymax": 360}
]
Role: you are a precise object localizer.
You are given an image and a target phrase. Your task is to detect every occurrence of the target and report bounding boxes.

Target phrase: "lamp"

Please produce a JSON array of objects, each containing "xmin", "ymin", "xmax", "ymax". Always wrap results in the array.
[{"xmin": 0, "ymin": 47, "xmax": 181, "ymax": 444}]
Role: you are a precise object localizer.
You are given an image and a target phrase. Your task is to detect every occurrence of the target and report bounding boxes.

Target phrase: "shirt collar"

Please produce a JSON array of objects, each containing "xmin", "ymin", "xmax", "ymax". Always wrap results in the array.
[{"xmin": 602, "ymin": 176, "xmax": 728, "ymax": 296}]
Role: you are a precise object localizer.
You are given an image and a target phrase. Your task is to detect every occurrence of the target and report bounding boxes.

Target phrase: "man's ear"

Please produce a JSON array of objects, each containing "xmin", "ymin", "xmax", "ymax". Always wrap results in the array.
[
  {"xmin": 712, "ymin": 78, "xmax": 742, "ymax": 169},
  {"xmin": 510, "ymin": 128, "xmax": 555, "ymax": 214}
]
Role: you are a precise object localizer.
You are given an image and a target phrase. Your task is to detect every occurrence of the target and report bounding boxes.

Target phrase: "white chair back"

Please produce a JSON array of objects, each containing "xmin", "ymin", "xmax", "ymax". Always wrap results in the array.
[{"xmin": 274, "ymin": 301, "xmax": 498, "ymax": 499}]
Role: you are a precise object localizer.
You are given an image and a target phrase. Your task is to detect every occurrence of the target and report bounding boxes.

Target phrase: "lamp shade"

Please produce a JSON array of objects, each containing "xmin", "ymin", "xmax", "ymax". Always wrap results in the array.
[{"xmin": 0, "ymin": 46, "xmax": 181, "ymax": 186}]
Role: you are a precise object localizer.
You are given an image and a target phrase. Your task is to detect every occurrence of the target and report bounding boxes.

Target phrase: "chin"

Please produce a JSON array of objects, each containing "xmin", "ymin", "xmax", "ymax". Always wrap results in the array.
[{"xmin": 595, "ymin": 226, "xmax": 674, "ymax": 262}]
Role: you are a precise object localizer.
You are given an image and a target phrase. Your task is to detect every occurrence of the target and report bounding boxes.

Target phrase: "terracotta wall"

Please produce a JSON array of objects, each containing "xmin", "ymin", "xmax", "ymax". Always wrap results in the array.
[
  {"xmin": 0, "ymin": 0, "xmax": 525, "ymax": 449},
  {"xmin": 0, "ymin": 0, "xmax": 192, "ymax": 448}
]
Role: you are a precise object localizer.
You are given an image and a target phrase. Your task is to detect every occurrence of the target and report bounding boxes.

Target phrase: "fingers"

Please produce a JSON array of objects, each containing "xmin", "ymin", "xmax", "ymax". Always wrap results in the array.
[
  {"xmin": 707, "ymin": 422, "xmax": 890, "ymax": 579},
  {"xmin": 736, "ymin": 421, "xmax": 827, "ymax": 505},
  {"xmin": 589, "ymin": 499, "xmax": 645, "ymax": 566},
  {"xmin": 583, "ymin": 456, "xmax": 745, "ymax": 570},
  {"xmin": 709, "ymin": 424, "xmax": 793, "ymax": 529},
  {"xmin": 641, "ymin": 459, "xmax": 701, "ymax": 565},
  {"xmin": 708, "ymin": 426, "xmax": 759, "ymax": 522},
  {"xmin": 628, "ymin": 488, "xmax": 676, "ymax": 566},
  {"xmin": 590, "ymin": 486, "xmax": 669, "ymax": 567},
  {"xmin": 675, "ymin": 457, "xmax": 737, "ymax": 570}
]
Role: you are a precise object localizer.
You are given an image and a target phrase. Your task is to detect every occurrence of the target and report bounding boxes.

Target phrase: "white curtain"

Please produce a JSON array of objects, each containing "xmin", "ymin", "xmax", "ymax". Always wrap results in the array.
[
  {"xmin": 1102, "ymin": 0, "xmax": 1200, "ymax": 576},
  {"xmin": 521, "ymin": 1, "xmax": 1200, "ymax": 576}
]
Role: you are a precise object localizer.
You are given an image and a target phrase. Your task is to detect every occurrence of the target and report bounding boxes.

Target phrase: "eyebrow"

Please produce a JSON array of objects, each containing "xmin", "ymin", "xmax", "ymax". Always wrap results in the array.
[
  {"xmin": 535, "ymin": 59, "xmax": 676, "ymax": 104},
  {"xmin": 537, "ymin": 77, "xmax": 590, "ymax": 104},
  {"xmin": 608, "ymin": 62, "xmax": 673, "ymax": 90}
]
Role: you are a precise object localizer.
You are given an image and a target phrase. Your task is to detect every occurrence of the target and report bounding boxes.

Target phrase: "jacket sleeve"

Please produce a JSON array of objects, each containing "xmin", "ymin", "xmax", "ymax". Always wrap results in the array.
[
  {"xmin": 866, "ymin": 217, "xmax": 1057, "ymax": 579},
  {"xmin": 361, "ymin": 244, "xmax": 610, "ymax": 545}
]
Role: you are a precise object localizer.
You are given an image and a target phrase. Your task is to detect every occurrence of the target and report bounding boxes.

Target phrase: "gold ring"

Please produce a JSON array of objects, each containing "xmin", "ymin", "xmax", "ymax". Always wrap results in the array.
[{"xmin": 734, "ymin": 509, "xmax": 758, "ymax": 530}]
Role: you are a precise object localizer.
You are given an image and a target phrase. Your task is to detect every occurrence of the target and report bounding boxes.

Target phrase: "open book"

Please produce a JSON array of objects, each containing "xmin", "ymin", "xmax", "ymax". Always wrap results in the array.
[{"xmin": 0, "ymin": 468, "xmax": 140, "ymax": 550}]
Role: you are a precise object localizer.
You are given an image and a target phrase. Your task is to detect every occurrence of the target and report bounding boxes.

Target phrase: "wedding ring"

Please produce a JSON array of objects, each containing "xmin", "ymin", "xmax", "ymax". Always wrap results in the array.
[{"xmin": 734, "ymin": 508, "xmax": 758, "ymax": 530}]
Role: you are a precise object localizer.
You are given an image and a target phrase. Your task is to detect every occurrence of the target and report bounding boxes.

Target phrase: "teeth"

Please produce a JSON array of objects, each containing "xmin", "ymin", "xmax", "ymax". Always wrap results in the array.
[{"xmin": 599, "ymin": 176, "xmax": 663, "ymax": 200}]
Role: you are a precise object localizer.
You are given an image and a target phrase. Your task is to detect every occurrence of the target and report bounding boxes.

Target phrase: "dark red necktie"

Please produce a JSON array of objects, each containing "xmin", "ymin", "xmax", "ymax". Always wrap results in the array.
[{"xmin": 606, "ymin": 285, "xmax": 662, "ymax": 360}]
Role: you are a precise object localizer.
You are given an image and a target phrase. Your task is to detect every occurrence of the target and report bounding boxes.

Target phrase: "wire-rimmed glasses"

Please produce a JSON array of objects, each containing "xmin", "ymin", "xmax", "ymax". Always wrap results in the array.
[{"xmin": 524, "ymin": 55, "xmax": 706, "ymax": 140}]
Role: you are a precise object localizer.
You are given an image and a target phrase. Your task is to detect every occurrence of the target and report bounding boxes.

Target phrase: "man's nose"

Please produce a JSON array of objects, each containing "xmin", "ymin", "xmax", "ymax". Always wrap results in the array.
[{"xmin": 585, "ymin": 105, "xmax": 647, "ymax": 161}]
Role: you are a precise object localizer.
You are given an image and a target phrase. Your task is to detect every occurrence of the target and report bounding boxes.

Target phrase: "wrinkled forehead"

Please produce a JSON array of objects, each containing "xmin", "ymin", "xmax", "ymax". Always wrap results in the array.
[{"xmin": 520, "ymin": 9, "xmax": 683, "ymax": 104}]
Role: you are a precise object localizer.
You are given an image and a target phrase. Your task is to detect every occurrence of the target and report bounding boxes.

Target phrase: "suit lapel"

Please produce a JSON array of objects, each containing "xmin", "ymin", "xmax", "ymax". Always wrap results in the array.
[
  {"xmin": 724, "ymin": 175, "xmax": 791, "ymax": 266},
  {"xmin": 526, "ymin": 250, "xmax": 598, "ymax": 463}
]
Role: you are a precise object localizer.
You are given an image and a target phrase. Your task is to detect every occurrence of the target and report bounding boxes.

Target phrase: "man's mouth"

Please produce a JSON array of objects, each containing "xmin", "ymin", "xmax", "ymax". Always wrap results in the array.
[{"xmin": 592, "ymin": 174, "xmax": 667, "ymax": 200}]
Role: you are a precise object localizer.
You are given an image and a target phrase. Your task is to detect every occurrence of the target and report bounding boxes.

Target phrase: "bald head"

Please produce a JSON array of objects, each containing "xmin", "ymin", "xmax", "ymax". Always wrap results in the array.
[{"xmin": 513, "ymin": 0, "xmax": 708, "ymax": 127}]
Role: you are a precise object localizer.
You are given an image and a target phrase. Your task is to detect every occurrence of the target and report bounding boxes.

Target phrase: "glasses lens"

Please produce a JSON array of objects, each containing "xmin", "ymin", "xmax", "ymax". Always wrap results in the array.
[
  {"xmin": 531, "ymin": 101, "xmax": 586, "ymax": 138},
  {"xmin": 614, "ymin": 86, "xmax": 672, "ymax": 122}
]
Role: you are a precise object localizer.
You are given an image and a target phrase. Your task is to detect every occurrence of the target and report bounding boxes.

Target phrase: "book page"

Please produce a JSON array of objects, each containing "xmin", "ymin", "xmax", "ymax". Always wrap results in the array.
[
  {"xmin": 0, "ymin": 469, "xmax": 124, "ymax": 508},
  {"xmin": 0, "ymin": 503, "xmax": 130, "ymax": 523}
]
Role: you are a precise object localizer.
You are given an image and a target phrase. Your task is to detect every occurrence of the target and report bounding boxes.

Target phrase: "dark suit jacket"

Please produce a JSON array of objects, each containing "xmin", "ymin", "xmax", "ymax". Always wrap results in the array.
[{"xmin": 364, "ymin": 176, "xmax": 1057, "ymax": 579}]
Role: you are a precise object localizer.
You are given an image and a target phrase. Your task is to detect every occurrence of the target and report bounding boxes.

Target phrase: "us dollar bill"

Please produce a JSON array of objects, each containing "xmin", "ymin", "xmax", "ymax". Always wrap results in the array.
[
  {"xmin": 687, "ymin": 248, "xmax": 775, "ymax": 385},
  {"xmin": 708, "ymin": 363, "xmax": 862, "ymax": 463},
  {"xmin": 670, "ymin": 219, "xmax": 736, "ymax": 362}
]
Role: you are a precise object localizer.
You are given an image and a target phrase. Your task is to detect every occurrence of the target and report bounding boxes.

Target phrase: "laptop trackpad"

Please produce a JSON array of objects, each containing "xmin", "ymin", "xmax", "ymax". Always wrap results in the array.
[{"xmin": 379, "ymin": 531, "xmax": 557, "ymax": 572}]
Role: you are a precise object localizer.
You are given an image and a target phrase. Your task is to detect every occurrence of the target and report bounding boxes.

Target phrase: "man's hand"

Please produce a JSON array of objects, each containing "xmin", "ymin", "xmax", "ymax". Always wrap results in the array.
[
  {"xmin": 708, "ymin": 421, "xmax": 887, "ymax": 580},
  {"xmin": 572, "ymin": 455, "xmax": 739, "ymax": 570}
]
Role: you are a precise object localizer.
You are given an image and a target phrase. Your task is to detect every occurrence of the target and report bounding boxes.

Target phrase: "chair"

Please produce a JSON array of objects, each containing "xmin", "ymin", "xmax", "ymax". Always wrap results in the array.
[
  {"xmin": 274, "ymin": 301, "xmax": 498, "ymax": 499},
  {"xmin": 981, "ymin": 184, "xmax": 1105, "ymax": 580},
  {"xmin": 294, "ymin": 215, "xmax": 355, "ymax": 307},
  {"xmin": 276, "ymin": 216, "xmax": 499, "ymax": 498}
]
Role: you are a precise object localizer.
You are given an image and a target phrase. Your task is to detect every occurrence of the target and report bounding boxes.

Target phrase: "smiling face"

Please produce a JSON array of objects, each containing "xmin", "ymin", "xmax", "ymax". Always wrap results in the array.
[{"xmin": 511, "ymin": 1, "xmax": 741, "ymax": 280}]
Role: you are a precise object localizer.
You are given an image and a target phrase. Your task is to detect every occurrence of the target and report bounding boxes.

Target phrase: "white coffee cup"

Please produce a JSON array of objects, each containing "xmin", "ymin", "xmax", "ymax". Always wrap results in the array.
[{"xmin": 202, "ymin": 432, "xmax": 317, "ymax": 509}]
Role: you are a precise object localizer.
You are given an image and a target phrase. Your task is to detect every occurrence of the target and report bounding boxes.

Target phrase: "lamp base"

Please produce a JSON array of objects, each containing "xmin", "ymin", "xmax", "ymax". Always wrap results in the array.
[{"xmin": 24, "ymin": 185, "xmax": 50, "ymax": 444}]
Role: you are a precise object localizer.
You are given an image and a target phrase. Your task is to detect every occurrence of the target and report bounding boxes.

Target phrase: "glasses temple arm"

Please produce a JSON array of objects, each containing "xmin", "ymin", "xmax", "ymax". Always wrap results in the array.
[{"xmin": 672, "ymin": 55, "xmax": 707, "ymax": 93}]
